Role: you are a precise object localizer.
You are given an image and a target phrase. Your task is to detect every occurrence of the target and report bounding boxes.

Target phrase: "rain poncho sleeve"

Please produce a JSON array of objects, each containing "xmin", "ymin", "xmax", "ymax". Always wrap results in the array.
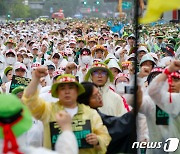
[
  {"xmin": 22, "ymin": 89, "xmax": 52, "ymax": 122},
  {"xmin": 20, "ymin": 131, "xmax": 78, "ymax": 154},
  {"xmin": 55, "ymin": 130, "xmax": 78, "ymax": 154},
  {"xmin": 148, "ymin": 75, "xmax": 180, "ymax": 154},
  {"xmin": 140, "ymin": 94, "xmax": 155, "ymax": 118},
  {"xmin": 148, "ymin": 76, "xmax": 180, "ymax": 116},
  {"xmin": 26, "ymin": 118, "xmax": 44, "ymax": 147}
]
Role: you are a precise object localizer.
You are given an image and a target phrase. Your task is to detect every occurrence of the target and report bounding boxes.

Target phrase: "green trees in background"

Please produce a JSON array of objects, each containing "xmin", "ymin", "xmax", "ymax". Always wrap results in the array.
[
  {"xmin": 0, "ymin": 0, "xmax": 7, "ymax": 16},
  {"xmin": 0, "ymin": 0, "xmax": 116, "ymax": 19},
  {"xmin": 0, "ymin": 0, "xmax": 80, "ymax": 19},
  {"xmin": 0, "ymin": 0, "xmax": 30, "ymax": 19},
  {"xmin": 11, "ymin": 0, "xmax": 30, "ymax": 18}
]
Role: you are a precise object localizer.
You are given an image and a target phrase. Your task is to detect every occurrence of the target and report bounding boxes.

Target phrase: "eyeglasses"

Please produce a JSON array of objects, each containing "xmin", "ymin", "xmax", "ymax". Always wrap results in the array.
[
  {"xmin": 92, "ymin": 71, "xmax": 107, "ymax": 77},
  {"xmin": 91, "ymin": 92, "xmax": 102, "ymax": 101}
]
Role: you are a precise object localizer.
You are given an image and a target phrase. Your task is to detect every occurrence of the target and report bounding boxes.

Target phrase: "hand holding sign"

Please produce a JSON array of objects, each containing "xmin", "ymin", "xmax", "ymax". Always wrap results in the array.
[
  {"xmin": 56, "ymin": 111, "xmax": 72, "ymax": 131},
  {"xmin": 86, "ymin": 133, "xmax": 99, "ymax": 146}
]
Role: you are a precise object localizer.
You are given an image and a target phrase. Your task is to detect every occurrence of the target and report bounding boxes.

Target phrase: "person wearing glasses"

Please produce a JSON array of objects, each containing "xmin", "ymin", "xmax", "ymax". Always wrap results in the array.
[
  {"xmin": 77, "ymin": 82, "xmax": 143, "ymax": 153},
  {"xmin": 22, "ymin": 67, "xmax": 111, "ymax": 153},
  {"xmin": 85, "ymin": 62, "xmax": 128, "ymax": 116}
]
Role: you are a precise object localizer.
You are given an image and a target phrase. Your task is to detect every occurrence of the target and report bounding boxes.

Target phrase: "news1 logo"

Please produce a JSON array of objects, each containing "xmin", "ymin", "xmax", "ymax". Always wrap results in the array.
[
  {"xmin": 132, "ymin": 138, "xmax": 179, "ymax": 152},
  {"xmin": 164, "ymin": 138, "xmax": 179, "ymax": 152}
]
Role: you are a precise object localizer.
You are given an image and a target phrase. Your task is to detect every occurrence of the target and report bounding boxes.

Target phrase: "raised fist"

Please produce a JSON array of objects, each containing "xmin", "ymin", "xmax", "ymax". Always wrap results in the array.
[
  {"xmin": 168, "ymin": 60, "xmax": 180, "ymax": 73},
  {"xmin": 33, "ymin": 66, "xmax": 48, "ymax": 79},
  {"xmin": 56, "ymin": 111, "xmax": 72, "ymax": 131}
]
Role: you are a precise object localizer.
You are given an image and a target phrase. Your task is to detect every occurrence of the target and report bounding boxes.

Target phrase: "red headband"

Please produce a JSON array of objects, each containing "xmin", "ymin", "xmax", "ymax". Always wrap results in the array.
[
  {"xmin": 0, "ymin": 110, "xmax": 23, "ymax": 154},
  {"xmin": 164, "ymin": 69, "xmax": 180, "ymax": 103},
  {"xmin": 171, "ymin": 71, "xmax": 180, "ymax": 79},
  {"xmin": 115, "ymin": 73, "xmax": 129, "ymax": 81},
  {"xmin": 151, "ymin": 68, "xmax": 164, "ymax": 73},
  {"xmin": 82, "ymin": 51, "xmax": 90, "ymax": 56}
]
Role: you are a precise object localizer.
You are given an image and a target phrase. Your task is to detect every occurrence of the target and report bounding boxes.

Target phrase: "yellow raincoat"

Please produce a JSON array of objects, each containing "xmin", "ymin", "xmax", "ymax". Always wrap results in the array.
[{"xmin": 22, "ymin": 90, "xmax": 111, "ymax": 154}]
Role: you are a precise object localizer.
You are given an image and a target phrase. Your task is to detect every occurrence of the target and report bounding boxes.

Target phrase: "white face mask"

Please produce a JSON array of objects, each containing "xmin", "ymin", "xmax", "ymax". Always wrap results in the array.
[
  {"xmin": 116, "ymin": 82, "xmax": 129, "ymax": 95},
  {"xmin": 81, "ymin": 55, "xmax": 91, "ymax": 64},
  {"xmin": 67, "ymin": 56, "xmax": 74, "ymax": 62},
  {"xmin": 123, "ymin": 69, "xmax": 129, "ymax": 74},
  {"xmin": 6, "ymin": 57, "xmax": 16, "ymax": 65},
  {"xmin": 23, "ymin": 58, "xmax": 29, "ymax": 65},
  {"xmin": 0, "ymin": 63, "xmax": 4, "ymax": 70}
]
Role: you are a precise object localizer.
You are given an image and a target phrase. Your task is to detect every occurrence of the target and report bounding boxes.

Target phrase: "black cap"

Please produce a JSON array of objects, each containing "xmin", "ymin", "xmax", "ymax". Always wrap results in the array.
[{"xmin": 48, "ymin": 64, "xmax": 55, "ymax": 70}]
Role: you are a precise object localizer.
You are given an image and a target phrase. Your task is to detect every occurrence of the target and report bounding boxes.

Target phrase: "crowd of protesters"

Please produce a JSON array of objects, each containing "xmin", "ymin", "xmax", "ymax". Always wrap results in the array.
[{"xmin": 0, "ymin": 19, "xmax": 179, "ymax": 154}]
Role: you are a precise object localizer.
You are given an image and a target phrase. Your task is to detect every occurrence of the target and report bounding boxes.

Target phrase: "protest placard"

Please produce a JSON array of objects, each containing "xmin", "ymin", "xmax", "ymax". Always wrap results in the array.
[
  {"xmin": 49, "ymin": 119, "xmax": 93, "ymax": 150},
  {"xmin": 9, "ymin": 75, "xmax": 31, "ymax": 93}
]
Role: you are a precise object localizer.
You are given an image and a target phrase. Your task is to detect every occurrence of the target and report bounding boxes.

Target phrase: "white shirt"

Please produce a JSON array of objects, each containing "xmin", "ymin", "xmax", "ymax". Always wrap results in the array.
[{"xmin": 64, "ymin": 107, "xmax": 78, "ymax": 118}]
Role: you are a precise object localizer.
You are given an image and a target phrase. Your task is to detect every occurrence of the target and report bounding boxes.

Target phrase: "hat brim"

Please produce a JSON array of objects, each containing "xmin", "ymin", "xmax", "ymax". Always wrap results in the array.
[
  {"xmin": 92, "ymin": 49, "xmax": 108, "ymax": 58},
  {"xmin": 48, "ymin": 65, "xmax": 55, "ymax": 70},
  {"xmin": 51, "ymin": 82, "xmax": 85, "ymax": 98},
  {"xmin": 4, "ymin": 66, "xmax": 13, "ymax": 75},
  {"xmin": 115, "ymin": 40, "xmax": 125, "ymax": 46},
  {"xmin": 140, "ymin": 59, "xmax": 156, "ymax": 66},
  {"xmin": 77, "ymin": 40, "xmax": 86, "ymax": 44},
  {"xmin": 128, "ymin": 36, "xmax": 135, "ymax": 39},
  {"xmin": 0, "ymin": 105, "xmax": 32, "ymax": 138},
  {"xmin": 4, "ymin": 42, "xmax": 16, "ymax": 47},
  {"xmin": 32, "ymin": 48, "xmax": 38, "ymax": 50},
  {"xmin": 11, "ymin": 86, "xmax": 25, "ymax": 94},
  {"xmin": 85, "ymin": 67, "xmax": 114, "ymax": 82},
  {"xmin": 88, "ymin": 40, "xmax": 97, "ymax": 44}
]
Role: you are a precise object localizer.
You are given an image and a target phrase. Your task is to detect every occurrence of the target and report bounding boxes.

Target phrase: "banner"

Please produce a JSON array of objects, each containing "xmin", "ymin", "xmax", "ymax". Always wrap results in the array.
[
  {"xmin": 9, "ymin": 75, "xmax": 31, "ymax": 93},
  {"xmin": 49, "ymin": 119, "xmax": 93, "ymax": 150}
]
